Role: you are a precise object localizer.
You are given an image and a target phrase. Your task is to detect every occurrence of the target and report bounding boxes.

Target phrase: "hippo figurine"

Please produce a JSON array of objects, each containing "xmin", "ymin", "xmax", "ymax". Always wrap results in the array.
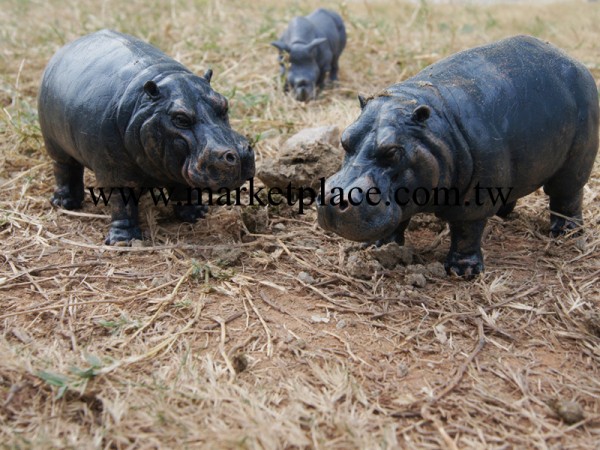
[
  {"xmin": 38, "ymin": 30, "xmax": 255, "ymax": 245},
  {"xmin": 271, "ymin": 8, "xmax": 346, "ymax": 102},
  {"xmin": 318, "ymin": 35, "xmax": 598, "ymax": 277}
]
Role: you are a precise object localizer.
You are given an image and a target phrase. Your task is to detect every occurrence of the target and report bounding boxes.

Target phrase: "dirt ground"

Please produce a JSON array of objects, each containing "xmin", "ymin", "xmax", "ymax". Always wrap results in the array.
[{"xmin": 1, "ymin": 0, "xmax": 599, "ymax": 448}]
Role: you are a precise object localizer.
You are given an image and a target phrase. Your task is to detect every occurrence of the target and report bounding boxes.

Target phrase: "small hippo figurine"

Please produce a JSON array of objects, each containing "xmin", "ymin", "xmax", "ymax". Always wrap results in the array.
[
  {"xmin": 318, "ymin": 35, "xmax": 598, "ymax": 277},
  {"xmin": 38, "ymin": 30, "xmax": 255, "ymax": 245},
  {"xmin": 271, "ymin": 8, "xmax": 346, "ymax": 102}
]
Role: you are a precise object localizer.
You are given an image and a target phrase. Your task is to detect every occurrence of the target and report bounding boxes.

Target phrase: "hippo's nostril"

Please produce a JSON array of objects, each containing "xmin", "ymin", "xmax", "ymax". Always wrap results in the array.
[
  {"xmin": 339, "ymin": 199, "xmax": 349, "ymax": 211},
  {"xmin": 225, "ymin": 152, "xmax": 236, "ymax": 164}
]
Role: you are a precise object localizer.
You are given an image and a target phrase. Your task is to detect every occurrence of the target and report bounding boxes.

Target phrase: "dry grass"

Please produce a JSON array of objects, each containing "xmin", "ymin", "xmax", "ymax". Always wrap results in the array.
[{"xmin": 1, "ymin": 0, "xmax": 600, "ymax": 448}]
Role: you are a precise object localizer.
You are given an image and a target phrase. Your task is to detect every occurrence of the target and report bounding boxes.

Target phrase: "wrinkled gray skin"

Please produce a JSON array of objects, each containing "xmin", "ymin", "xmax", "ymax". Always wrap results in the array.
[
  {"xmin": 318, "ymin": 35, "xmax": 599, "ymax": 278},
  {"xmin": 271, "ymin": 8, "xmax": 346, "ymax": 102},
  {"xmin": 39, "ymin": 30, "xmax": 255, "ymax": 245}
]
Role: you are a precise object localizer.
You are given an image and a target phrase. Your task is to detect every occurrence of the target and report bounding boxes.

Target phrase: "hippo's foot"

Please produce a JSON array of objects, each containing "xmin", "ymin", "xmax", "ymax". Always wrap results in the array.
[
  {"xmin": 325, "ymin": 78, "xmax": 338, "ymax": 89},
  {"xmin": 446, "ymin": 219, "xmax": 486, "ymax": 279},
  {"xmin": 105, "ymin": 220, "xmax": 142, "ymax": 246},
  {"xmin": 550, "ymin": 214, "xmax": 582, "ymax": 238},
  {"xmin": 444, "ymin": 252, "xmax": 484, "ymax": 279},
  {"xmin": 174, "ymin": 204, "xmax": 209, "ymax": 223},
  {"xmin": 50, "ymin": 188, "xmax": 83, "ymax": 210}
]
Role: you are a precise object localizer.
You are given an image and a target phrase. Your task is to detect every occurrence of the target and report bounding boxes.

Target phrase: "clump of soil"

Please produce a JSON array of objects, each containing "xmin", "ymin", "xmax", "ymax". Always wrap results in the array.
[
  {"xmin": 368, "ymin": 242, "xmax": 413, "ymax": 268},
  {"xmin": 346, "ymin": 253, "xmax": 383, "ymax": 280}
]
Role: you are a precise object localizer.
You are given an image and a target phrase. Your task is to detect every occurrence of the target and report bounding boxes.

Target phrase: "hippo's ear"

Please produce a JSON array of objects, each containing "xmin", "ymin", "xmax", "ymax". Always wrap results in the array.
[
  {"xmin": 203, "ymin": 68, "xmax": 213, "ymax": 84},
  {"xmin": 143, "ymin": 80, "xmax": 160, "ymax": 99},
  {"xmin": 358, "ymin": 94, "xmax": 368, "ymax": 110},
  {"xmin": 411, "ymin": 105, "xmax": 431, "ymax": 123},
  {"xmin": 306, "ymin": 37, "xmax": 327, "ymax": 51},
  {"xmin": 271, "ymin": 40, "xmax": 290, "ymax": 53}
]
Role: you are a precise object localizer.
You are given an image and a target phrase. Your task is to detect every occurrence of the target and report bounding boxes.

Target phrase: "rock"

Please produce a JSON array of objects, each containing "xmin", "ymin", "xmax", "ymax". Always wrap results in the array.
[
  {"xmin": 311, "ymin": 314, "xmax": 330, "ymax": 323},
  {"xmin": 231, "ymin": 353, "xmax": 249, "ymax": 374},
  {"xmin": 369, "ymin": 242, "xmax": 413, "ymax": 268},
  {"xmin": 406, "ymin": 273, "xmax": 427, "ymax": 288},
  {"xmin": 584, "ymin": 311, "xmax": 600, "ymax": 337},
  {"xmin": 336, "ymin": 319, "xmax": 347, "ymax": 329},
  {"xmin": 397, "ymin": 362, "xmax": 409, "ymax": 378},
  {"xmin": 547, "ymin": 399, "xmax": 585, "ymax": 424},
  {"xmin": 257, "ymin": 126, "xmax": 343, "ymax": 192},
  {"xmin": 298, "ymin": 271, "xmax": 316, "ymax": 284}
]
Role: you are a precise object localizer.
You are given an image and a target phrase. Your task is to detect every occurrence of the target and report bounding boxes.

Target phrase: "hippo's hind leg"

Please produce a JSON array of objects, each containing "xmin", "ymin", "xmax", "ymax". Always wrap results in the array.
[
  {"xmin": 329, "ymin": 55, "xmax": 340, "ymax": 84},
  {"xmin": 544, "ymin": 183, "xmax": 584, "ymax": 237},
  {"xmin": 376, "ymin": 219, "xmax": 410, "ymax": 247},
  {"xmin": 496, "ymin": 200, "xmax": 517, "ymax": 218},
  {"xmin": 106, "ymin": 193, "xmax": 142, "ymax": 245},
  {"xmin": 544, "ymin": 116, "xmax": 598, "ymax": 237},
  {"xmin": 543, "ymin": 157, "xmax": 593, "ymax": 236},
  {"xmin": 170, "ymin": 185, "xmax": 208, "ymax": 223},
  {"xmin": 445, "ymin": 219, "xmax": 487, "ymax": 278},
  {"xmin": 46, "ymin": 140, "xmax": 84, "ymax": 210}
]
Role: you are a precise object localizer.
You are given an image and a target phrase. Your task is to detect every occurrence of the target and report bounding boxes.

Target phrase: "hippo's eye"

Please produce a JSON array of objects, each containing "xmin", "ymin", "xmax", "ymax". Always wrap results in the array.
[
  {"xmin": 341, "ymin": 133, "xmax": 354, "ymax": 154},
  {"xmin": 172, "ymin": 113, "xmax": 194, "ymax": 129},
  {"xmin": 217, "ymin": 99, "xmax": 229, "ymax": 119},
  {"xmin": 341, "ymin": 138, "xmax": 351, "ymax": 153},
  {"xmin": 376, "ymin": 146, "xmax": 403, "ymax": 164}
]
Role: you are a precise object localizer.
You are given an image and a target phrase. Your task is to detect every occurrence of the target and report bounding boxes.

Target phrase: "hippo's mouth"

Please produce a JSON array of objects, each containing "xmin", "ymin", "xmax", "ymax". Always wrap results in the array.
[
  {"xmin": 294, "ymin": 86, "xmax": 316, "ymax": 102},
  {"xmin": 317, "ymin": 202, "xmax": 401, "ymax": 243},
  {"xmin": 183, "ymin": 161, "xmax": 250, "ymax": 191},
  {"xmin": 182, "ymin": 145, "xmax": 255, "ymax": 190},
  {"xmin": 183, "ymin": 167, "xmax": 233, "ymax": 190}
]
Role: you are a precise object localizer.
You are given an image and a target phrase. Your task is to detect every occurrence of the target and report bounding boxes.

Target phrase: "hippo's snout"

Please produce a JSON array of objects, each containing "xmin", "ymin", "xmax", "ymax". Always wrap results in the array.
[
  {"xmin": 317, "ymin": 175, "xmax": 401, "ymax": 242},
  {"xmin": 295, "ymin": 88, "xmax": 310, "ymax": 102},
  {"xmin": 188, "ymin": 140, "xmax": 255, "ymax": 189},
  {"xmin": 293, "ymin": 80, "xmax": 314, "ymax": 102}
]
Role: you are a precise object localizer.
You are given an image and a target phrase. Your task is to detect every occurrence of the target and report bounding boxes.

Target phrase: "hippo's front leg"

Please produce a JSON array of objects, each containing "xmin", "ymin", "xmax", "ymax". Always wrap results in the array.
[
  {"xmin": 374, "ymin": 219, "xmax": 411, "ymax": 247},
  {"xmin": 548, "ymin": 188, "xmax": 583, "ymax": 237},
  {"xmin": 50, "ymin": 160, "xmax": 85, "ymax": 210},
  {"xmin": 315, "ymin": 64, "xmax": 331, "ymax": 89},
  {"xmin": 105, "ymin": 194, "xmax": 142, "ymax": 245},
  {"xmin": 445, "ymin": 219, "xmax": 487, "ymax": 278},
  {"xmin": 277, "ymin": 52, "xmax": 286, "ymax": 77},
  {"xmin": 171, "ymin": 185, "xmax": 208, "ymax": 223}
]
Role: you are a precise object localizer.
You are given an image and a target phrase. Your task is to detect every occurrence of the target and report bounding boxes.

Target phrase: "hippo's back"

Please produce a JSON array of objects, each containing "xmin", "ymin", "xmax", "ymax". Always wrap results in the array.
[
  {"xmin": 409, "ymin": 35, "xmax": 597, "ymax": 126},
  {"xmin": 404, "ymin": 35, "xmax": 598, "ymax": 195},
  {"xmin": 38, "ymin": 30, "xmax": 186, "ymax": 163},
  {"xmin": 306, "ymin": 8, "xmax": 346, "ymax": 54}
]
